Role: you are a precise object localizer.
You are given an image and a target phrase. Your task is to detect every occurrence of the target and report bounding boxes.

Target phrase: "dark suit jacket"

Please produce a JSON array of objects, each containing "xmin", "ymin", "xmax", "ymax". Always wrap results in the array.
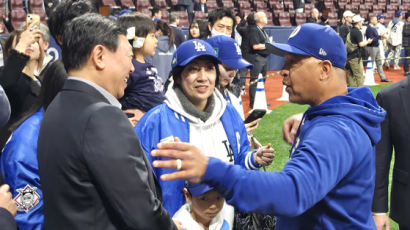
[
  {"xmin": 193, "ymin": 2, "xmax": 207, "ymax": 13},
  {"xmin": 0, "ymin": 208, "xmax": 17, "ymax": 230},
  {"xmin": 372, "ymin": 77, "xmax": 410, "ymax": 227},
  {"xmin": 37, "ymin": 79, "xmax": 176, "ymax": 230},
  {"xmin": 170, "ymin": 25, "xmax": 186, "ymax": 48}
]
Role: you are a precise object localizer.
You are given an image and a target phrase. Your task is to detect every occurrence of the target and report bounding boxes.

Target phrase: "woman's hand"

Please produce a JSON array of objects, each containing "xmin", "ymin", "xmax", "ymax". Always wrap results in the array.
[
  {"xmin": 14, "ymin": 23, "xmax": 42, "ymax": 55},
  {"xmin": 245, "ymin": 118, "xmax": 261, "ymax": 135}
]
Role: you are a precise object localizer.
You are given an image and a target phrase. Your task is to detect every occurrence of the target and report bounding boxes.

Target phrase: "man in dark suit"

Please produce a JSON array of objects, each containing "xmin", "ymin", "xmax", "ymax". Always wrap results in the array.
[
  {"xmin": 0, "ymin": 184, "xmax": 17, "ymax": 230},
  {"xmin": 169, "ymin": 12, "xmax": 186, "ymax": 48},
  {"xmin": 37, "ymin": 13, "xmax": 179, "ymax": 230},
  {"xmin": 372, "ymin": 77, "xmax": 410, "ymax": 230},
  {"xmin": 194, "ymin": 0, "xmax": 208, "ymax": 15}
]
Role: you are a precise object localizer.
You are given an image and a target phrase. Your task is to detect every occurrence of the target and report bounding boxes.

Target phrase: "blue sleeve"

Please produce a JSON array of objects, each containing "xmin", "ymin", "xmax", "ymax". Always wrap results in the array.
[
  {"xmin": 224, "ymin": 105, "xmax": 259, "ymax": 170},
  {"xmin": 202, "ymin": 122, "xmax": 355, "ymax": 216},
  {"xmin": 1, "ymin": 121, "xmax": 43, "ymax": 230}
]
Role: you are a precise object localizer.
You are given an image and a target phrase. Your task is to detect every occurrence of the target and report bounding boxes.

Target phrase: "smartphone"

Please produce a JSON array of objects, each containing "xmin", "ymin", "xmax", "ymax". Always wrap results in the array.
[
  {"xmin": 244, "ymin": 109, "xmax": 266, "ymax": 124},
  {"xmin": 125, "ymin": 113, "xmax": 135, "ymax": 118},
  {"xmin": 26, "ymin": 14, "xmax": 41, "ymax": 30}
]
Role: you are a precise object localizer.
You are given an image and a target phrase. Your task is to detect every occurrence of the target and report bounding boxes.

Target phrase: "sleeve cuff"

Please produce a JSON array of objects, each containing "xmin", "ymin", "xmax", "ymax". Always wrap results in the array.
[
  {"xmin": 372, "ymin": 212, "xmax": 388, "ymax": 216},
  {"xmin": 245, "ymin": 150, "xmax": 260, "ymax": 170}
]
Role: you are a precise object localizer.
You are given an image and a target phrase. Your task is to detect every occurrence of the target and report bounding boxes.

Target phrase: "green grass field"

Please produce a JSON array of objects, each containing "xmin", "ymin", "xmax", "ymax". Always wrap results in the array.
[{"xmin": 253, "ymin": 84, "xmax": 399, "ymax": 229}]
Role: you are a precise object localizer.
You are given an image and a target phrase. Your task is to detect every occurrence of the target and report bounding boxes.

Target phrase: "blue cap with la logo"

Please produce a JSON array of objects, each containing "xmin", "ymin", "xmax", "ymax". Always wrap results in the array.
[
  {"xmin": 171, "ymin": 39, "xmax": 219, "ymax": 69},
  {"xmin": 267, "ymin": 23, "xmax": 346, "ymax": 69},
  {"xmin": 206, "ymin": 35, "xmax": 253, "ymax": 70}
]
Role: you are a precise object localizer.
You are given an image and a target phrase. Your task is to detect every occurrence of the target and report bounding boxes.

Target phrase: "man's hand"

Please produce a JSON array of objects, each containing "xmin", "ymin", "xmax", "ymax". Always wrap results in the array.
[
  {"xmin": 0, "ymin": 184, "xmax": 17, "ymax": 217},
  {"xmin": 245, "ymin": 118, "xmax": 260, "ymax": 135},
  {"xmin": 152, "ymin": 137, "xmax": 208, "ymax": 183},
  {"xmin": 282, "ymin": 113, "xmax": 303, "ymax": 145},
  {"xmin": 373, "ymin": 214, "xmax": 390, "ymax": 230},
  {"xmin": 254, "ymin": 143, "xmax": 274, "ymax": 166}
]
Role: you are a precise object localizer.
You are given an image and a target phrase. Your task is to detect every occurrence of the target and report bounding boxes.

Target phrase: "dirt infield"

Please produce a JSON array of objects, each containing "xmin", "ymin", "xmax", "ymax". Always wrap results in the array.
[{"xmin": 241, "ymin": 66, "xmax": 408, "ymax": 115}]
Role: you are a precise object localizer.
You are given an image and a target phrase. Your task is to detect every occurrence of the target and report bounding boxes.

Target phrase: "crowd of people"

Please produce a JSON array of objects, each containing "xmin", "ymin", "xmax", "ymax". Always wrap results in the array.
[{"xmin": 0, "ymin": 0, "xmax": 408, "ymax": 229}]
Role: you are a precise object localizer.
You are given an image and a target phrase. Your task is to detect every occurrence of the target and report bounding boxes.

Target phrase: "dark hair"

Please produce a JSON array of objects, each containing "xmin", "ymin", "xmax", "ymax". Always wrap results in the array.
[
  {"xmin": 207, "ymin": 8, "xmax": 236, "ymax": 38},
  {"xmin": 4, "ymin": 30, "xmax": 21, "ymax": 57},
  {"xmin": 156, "ymin": 20, "xmax": 174, "ymax": 48},
  {"xmin": 170, "ymin": 56, "xmax": 220, "ymax": 89},
  {"xmin": 62, "ymin": 13, "xmax": 126, "ymax": 71},
  {"xmin": 246, "ymin": 12, "xmax": 256, "ymax": 25},
  {"xmin": 117, "ymin": 12, "xmax": 155, "ymax": 54},
  {"xmin": 10, "ymin": 60, "xmax": 68, "ymax": 131},
  {"xmin": 188, "ymin": 20, "xmax": 209, "ymax": 39},
  {"xmin": 47, "ymin": 0, "xmax": 94, "ymax": 44},
  {"xmin": 406, "ymin": 11, "xmax": 410, "ymax": 20},
  {"xmin": 152, "ymin": 7, "xmax": 160, "ymax": 17}
]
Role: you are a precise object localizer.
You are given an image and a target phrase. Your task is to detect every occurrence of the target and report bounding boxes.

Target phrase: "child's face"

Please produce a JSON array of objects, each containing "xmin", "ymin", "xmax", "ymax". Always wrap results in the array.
[
  {"xmin": 141, "ymin": 32, "xmax": 157, "ymax": 56},
  {"xmin": 190, "ymin": 190, "xmax": 225, "ymax": 225}
]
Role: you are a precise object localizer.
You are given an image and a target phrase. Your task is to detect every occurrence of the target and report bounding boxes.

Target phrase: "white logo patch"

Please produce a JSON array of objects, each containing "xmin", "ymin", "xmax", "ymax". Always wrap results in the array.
[
  {"xmin": 14, "ymin": 185, "xmax": 40, "ymax": 212},
  {"xmin": 289, "ymin": 26, "xmax": 301, "ymax": 39},
  {"xmin": 193, "ymin": 40, "xmax": 206, "ymax": 52},
  {"xmin": 319, "ymin": 48, "xmax": 327, "ymax": 56}
]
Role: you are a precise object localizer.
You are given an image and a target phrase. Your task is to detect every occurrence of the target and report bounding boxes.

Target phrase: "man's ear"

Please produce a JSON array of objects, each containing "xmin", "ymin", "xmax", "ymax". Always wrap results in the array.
[
  {"xmin": 91, "ymin": 44, "xmax": 105, "ymax": 70},
  {"xmin": 320, "ymin": 60, "xmax": 332, "ymax": 81},
  {"xmin": 208, "ymin": 22, "xmax": 212, "ymax": 33}
]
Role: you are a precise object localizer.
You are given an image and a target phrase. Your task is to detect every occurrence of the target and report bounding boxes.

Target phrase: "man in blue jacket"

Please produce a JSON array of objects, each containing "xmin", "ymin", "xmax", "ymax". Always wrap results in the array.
[{"xmin": 150, "ymin": 24, "xmax": 386, "ymax": 229}]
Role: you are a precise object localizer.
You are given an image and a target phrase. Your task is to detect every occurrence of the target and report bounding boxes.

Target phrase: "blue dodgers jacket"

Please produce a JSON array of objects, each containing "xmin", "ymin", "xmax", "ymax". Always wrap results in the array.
[
  {"xmin": 0, "ymin": 109, "xmax": 43, "ymax": 230},
  {"xmin": 135, "ymin": 90, "xmax": 258, "ymax": 216},
  {"xmin": 201, "ymin": 87, "xmax": 386, "ymax": 230}
]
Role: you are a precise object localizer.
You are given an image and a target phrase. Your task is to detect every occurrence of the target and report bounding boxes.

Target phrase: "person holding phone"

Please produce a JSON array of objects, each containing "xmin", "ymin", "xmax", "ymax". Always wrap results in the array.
[
  {"xmin": 206, "ymin": 35, "xmax": 268, "ymax": 148},
  {"xmin": 0, "ymin": 22, "xmax": 43, "ymax": 149},
  {"xmin": 135, "ymin": 39, "xmax": 274, "ymax": 216}
]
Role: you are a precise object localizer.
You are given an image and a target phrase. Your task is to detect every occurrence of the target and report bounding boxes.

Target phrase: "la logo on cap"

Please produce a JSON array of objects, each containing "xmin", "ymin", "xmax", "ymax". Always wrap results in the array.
[{"xmin": 193, "ymin": 40, "xmax": 206, "ymax": 52}]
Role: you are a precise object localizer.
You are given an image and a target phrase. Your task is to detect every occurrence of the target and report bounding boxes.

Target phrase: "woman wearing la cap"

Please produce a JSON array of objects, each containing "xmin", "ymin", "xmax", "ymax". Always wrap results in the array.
[{"xmin": 134, "ymin": 39, "xmax": 274, "ymax": 216}]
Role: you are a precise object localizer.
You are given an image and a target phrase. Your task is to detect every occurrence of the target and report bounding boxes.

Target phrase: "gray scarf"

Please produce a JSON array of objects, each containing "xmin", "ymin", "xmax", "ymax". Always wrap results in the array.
[{"xmin": 174, "ymin": 86, "xmax": 215, "ymax": 122}]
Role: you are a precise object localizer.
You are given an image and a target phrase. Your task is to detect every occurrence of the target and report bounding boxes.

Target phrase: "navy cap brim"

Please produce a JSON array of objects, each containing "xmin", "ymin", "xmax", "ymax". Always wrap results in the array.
[
  {"xmin": 178, "ymin": 54, "xmax": 220, "ymax": 68},
  {"xmin": 266, "ymin": 42, "xmax": 310, "ymax": 57},
  {"xmin": 223, "ymin": 58, "xmax": 253, "ymax": 69}
]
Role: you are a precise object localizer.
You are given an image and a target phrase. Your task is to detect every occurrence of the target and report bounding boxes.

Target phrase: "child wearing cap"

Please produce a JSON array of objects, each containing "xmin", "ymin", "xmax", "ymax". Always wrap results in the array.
[
  {"xmin": 117, "ymin": 12, "xmax": 164, "ymax": 126},
  {"xmin": 173, "ymin": 182, "xmax": 234, "ymax": 230}
]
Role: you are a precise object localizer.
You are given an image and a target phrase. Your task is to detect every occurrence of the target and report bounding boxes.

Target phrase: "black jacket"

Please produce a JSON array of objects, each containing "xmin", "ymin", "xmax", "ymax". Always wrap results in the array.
[
  {"xmin": 170, "ymin": 25, "xmax": 186, "ymax": 48},
  {"xmin": 0, "ymin": 49, "xmax": 41, "ymax": 149},
  {"xmin": 402, "ymin": 21, "xmax": 410, "ymax": 47},
  {"xmin": 0, "ymin": 208, "xmax": 17, "ymax": 230},
  {"xmin": 193, "ymin": 2, "xmax": 207, "ymax": 13},
  {"xmin": 37, "ymin": 80, "xmax": 176, "ymax": 230},
  {"xmin": 372, "ymin": 78, "xmax": 410, "ymax": 227}
]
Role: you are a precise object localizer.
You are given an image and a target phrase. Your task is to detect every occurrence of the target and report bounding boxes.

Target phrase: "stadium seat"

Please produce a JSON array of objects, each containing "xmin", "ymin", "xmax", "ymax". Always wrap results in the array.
[
  {"xmin": 279, "ymin": 12, "xmax": 291, "ymax": 26},
  {"xmin": 162, "ymin": 9, "xmax": 169, "ymax": 21},
  {"xmin": 31, "ymin": 8, "xmax": 47, "ymax": 23},
  {"xmin": 137, "ymin": 0, "xmax": 151, "ymax": 10},
  {"xmin": 304, "ymin": 3, "xmax": 313, "ymax": 14},
  {"xmin": 386, "ymin": 5, "xmax": 398, "ymax": 12},
  {"xmin": 295, "ymin": 12, "xmax": 305, "ymax": 25},
  {"xmin": 253, "ymin": 1, "xmax": 266, "ymax": 10},
  {"xmin": 10, "ymin": 9, "xmax": 26, "ymax": 30},
  {"xmin": 154, "ymin": 0, "xmax": 168, "ymax": 8},
  {"xmin": 118, "ymin": 0, "xmax": 136, "ymax": 9},
  {"xmin": 100, "ymin": 0, "xmax": 121, "ymax": 15},
  {"xmin": 0, "ymin": 0, "xmax": 6, "ymax": 17},
  {"xmin": 222, "ymin": 0, "xmax": 234, "ymax": 8},
  {"xmin": 10, "ymin": 0, "xmax": 24, "ymax": 11},
  {"xmin": 194, "ymin": 11, "xmax": 206, "ymax": 20},
  {"xmin": 238, "ymin": 0, "xmax": 251, "ymax": 10},
  {"xmin": 328, "ymin": 12, "xmax": 337, "ymax": 26},
  {"xmin": 323, "ymin": 0, "xmax": 334, "ymax": 9}
]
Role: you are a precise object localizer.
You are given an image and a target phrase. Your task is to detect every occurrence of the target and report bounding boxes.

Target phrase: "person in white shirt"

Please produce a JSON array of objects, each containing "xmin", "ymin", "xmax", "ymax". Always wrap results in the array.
[
  {"xmin": 386, "ymin": 10, "xmax": 404, "ymax": 69},
  {"xmin": 173, "ymin": 182, "xmax": 234, "ymax": 230}
]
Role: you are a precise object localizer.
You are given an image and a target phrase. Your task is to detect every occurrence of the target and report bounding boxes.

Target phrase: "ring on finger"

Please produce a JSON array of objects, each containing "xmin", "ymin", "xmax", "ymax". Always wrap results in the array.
[{"xmin": 176, "ymin": 159, "xmax": 182, "ymax": 170}]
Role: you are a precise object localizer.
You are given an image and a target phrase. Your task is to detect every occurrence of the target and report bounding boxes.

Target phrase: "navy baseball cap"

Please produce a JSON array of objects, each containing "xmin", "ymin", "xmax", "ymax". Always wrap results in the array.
[
  {"xmin": 396, "ymin": 10, "xmax": 402, "ymax": 17},
  {"xmin": 185, "ymin": 181, "xmax": 213, "ymax": 197},
  {"xmin": 377, "ymin": 14, "xmax": 386, "ymax": 20},
  {"xmin": 206, "ymin": 35, "xmax": 252, "ymax": 70},
  {"xmin": 171, "ymin": 39, "xmax": 219, "ymax": 69},
  {"xmin": 267, "ymin": 23, "xmax": 346, "ymax": 69}
]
